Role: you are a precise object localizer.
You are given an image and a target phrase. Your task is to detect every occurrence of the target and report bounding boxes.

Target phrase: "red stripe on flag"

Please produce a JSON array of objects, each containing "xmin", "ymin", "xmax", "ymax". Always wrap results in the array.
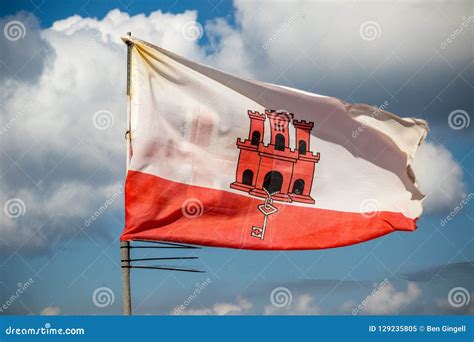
[{"xmin": 121, "ymin": 170, "xmax": 416, "ymax": 250}]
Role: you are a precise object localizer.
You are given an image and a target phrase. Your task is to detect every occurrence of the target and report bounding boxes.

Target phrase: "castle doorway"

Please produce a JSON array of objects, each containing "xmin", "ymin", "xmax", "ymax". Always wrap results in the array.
[
  {"xmin": 242, "ymin": 169, "xmax": 254, "ymax": 185},
  {"xmin": 263, "ymin": 171, "xmax": 283, "ymax": 194},
  {"xmin": 292, "ymin": 179, "xmax": 305, "ymax": 195}
]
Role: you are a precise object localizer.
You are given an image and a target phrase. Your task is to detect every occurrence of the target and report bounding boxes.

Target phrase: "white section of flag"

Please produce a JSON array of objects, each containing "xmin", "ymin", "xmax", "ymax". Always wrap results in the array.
[{"xmin": 124, "ymin": 36, "xmax": 428, "ymax": 219}]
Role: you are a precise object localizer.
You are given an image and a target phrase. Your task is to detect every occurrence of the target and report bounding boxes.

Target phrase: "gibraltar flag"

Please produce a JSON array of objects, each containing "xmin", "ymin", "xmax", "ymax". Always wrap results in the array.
[{"xmin": 121, "ymin": 36, "xmax": 428, "ymax": 250}]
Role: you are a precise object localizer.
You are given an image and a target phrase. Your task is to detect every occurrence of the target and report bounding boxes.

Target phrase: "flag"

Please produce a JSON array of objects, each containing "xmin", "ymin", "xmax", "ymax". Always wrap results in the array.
[{"xmin": 120, "ymin": 36, "xmax": 428, "ymax": 250}]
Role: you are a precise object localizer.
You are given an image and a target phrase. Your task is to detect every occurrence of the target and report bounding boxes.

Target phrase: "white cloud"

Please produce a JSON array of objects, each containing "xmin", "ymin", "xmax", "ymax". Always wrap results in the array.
[
  {"xmin": 0, "ymin": 181, "xmax": 122, "ymax": 253},
  {"xmin": 174, "ymin": 294, "xmax": 319, "ymax": 315},
  {"xmin": 362, "ymin": 282, "xmax": 421, "ymax": 314},
  {"xmin": 264, "ymin": 294, "xmax": 320, "ymax": 315},
  {"xmin": 40, "ymin": 306, "xmax": 61, "ymax": 315},
  {"xmin": 0, "ymin": 13, "xmax": 54, "ymax": 83},
  {"xmin": 231, "ymin": 0, "xmax": 471, "ymax": 83},
  {"xmin": 0, "ymin": 9, "xmax": 210, "ymax": 254},
  {"xmin": 0, "ymin": 2, "xmax": 467, "ymax": 254},
  {"xmin": 412, "ymin": 142, "xmax": 466, "ymax": 212},
  {"xmin": 213, "ymin": 298, "xmax": 253, "ymax": 315},
  {"xmin": 173, "ymin": 297, "xmax": 252, "ymax": 315}
]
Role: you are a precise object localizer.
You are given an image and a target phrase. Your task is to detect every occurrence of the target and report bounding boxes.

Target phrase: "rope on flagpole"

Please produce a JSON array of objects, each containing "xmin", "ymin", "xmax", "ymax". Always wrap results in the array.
[
  {"xmin": 130, "ymin": 240, "xmax": 202, "ymax": 248},
  {"xmin": 121, "ymin": 265, "xmax": 205, "ymax": 273},
  {"xmin": 122, "ymin": 257, "xmax": 198, "ymax": 262},
  {"xmin": 123, "ymin": 245, "xmax": 200, "ymax": 249}
]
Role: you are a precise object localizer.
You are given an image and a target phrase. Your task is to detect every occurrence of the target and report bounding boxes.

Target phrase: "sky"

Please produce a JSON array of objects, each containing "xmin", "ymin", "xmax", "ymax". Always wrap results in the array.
[{"xmin": 0, "ymin": 0, "xmax": 472, "ymax": 316}]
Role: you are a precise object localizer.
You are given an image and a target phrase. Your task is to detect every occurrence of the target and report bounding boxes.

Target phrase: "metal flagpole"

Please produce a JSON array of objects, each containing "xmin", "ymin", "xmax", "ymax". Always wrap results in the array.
[
  {"xmin": 121, "ymin": 31, "xmax": 133, "ymax": 316},
  {"xmin": 120, "ymin": 241, "xmax": 132, "ymax": 315}
]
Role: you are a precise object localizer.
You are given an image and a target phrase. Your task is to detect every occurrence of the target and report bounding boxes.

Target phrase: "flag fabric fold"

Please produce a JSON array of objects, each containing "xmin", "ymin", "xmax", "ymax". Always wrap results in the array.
[{"xmin": 121, "ymin": 36, "xmax": 428, "ymax": 250}]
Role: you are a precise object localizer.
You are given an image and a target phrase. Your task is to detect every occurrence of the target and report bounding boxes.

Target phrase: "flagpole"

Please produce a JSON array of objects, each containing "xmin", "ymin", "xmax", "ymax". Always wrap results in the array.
[{"xmin": 121, "ymin": 31, "xmax": 133, "ymax": 316}]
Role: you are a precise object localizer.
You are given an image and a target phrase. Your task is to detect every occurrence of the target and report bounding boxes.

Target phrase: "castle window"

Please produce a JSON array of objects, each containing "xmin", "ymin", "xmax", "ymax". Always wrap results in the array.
[
  {"xmin": 251, "ymin": 131, "xmax": 260, "ymax": 145},
  {"xmin": 242, "ymin": 169, "xmax": 254, "ymax": 185},
  {"xmin": 292, "ymin": 179, "xmax": 305, "ymax": 195},
  {"xmin": 298, "ymin": 140, "xmax": 307, "ymax": 155},
  {"xmin": 275, "ymin": 134, "xmax": 285, "ymax": 151}
]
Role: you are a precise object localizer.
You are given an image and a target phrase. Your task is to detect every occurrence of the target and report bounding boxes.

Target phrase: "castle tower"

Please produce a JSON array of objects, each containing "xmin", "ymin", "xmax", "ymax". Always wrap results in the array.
[
  {"xmin": 230, "ymin": 110, "xmax": 266, "ymax": 192},
  {"xmin": 293, "ymin": 120, "xmax": 313, "ymax": 155},
  {"xmin": 289, "ymin": 120, "xmax": 320, "ymax": 204},
  {"xmin": 265, "ymin": 110, "xmax": 293, "ymax": 151},
  {"xmin": 247, "ymin": 110, "xmax": 265, "ymax": 145}
]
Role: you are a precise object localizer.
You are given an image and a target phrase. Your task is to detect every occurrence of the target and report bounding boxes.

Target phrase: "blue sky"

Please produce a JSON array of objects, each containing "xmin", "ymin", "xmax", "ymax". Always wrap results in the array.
[
  {"xmin": 0, "ymin": 0, "xmax": 472, "ymax": 315},
  {"xmin": 1, "ymin": 0, "xmax": 235, "ymax": 27}
]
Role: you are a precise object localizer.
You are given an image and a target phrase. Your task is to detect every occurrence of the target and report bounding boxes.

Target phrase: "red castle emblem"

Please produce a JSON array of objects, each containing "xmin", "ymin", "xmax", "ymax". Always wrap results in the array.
[{"xmin": 230, "ymin": 109, "xmax": 320, "ymax": 204}]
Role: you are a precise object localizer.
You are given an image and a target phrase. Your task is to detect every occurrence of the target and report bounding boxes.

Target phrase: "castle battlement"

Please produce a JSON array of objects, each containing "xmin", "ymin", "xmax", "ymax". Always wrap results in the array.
[
  {"xmin": 248, "ymin": 110, "xmax": 265, "ymax": 121},
  {"xmin": 265, "ymin": 109, "xmax": 294, "ymax": 122},
  {"xmin": 293, "ymin": 120, "xmax": 314, "ymax": 129}
]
